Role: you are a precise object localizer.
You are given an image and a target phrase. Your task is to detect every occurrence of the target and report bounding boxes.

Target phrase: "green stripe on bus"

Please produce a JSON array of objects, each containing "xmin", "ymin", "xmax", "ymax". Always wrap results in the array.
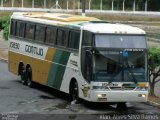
[{"xmin": 47, "ymin": 49, "xmax": 70, "ymax": 89}]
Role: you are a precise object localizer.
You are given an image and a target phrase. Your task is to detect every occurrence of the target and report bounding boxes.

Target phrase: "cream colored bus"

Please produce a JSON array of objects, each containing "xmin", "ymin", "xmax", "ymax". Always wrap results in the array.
[{"xmin": 9, "ymin": 12, "xmax": 148, "ymax": 104}]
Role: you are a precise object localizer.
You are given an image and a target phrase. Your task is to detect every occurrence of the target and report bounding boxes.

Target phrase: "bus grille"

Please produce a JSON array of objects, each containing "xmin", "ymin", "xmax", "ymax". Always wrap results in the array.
[{"xmin": 109, "ymin": 87, "xmax": 136, "ymax": 90}]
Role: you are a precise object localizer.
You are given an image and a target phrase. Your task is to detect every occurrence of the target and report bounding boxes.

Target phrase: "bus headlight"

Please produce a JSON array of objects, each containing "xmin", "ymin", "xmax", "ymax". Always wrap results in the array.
[
  {"xmin": 97, "ymin": 94, "xmax": 107, "ymax": 101},
  {"xmin": 97, "ymin": 94, "xmax": 102, "ymax": 98},
  {"xmin": 138, "ymin": 94, "xmax": 146, "ymax": 98}
]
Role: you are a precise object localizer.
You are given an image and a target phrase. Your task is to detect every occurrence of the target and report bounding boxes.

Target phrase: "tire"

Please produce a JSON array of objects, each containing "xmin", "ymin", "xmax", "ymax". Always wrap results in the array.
[
  {"xmin": 26, "ymin": 68, "xmax": 34, "ymax": 88},
  {"xmin": 116, "ymin": 102, "xmax": 127, "ymax": 110},
  {"xmin": 20, "ymin": 70, "xmax": 26, "ymax": 85},
  {"xmin": 71, "ymin": 81, "xmax": 79, "ymax": 103}
]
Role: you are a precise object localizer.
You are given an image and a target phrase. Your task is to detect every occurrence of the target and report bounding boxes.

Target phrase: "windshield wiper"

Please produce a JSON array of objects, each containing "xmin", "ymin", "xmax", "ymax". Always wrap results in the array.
[
  {"xmin": 108, "ymin": 62, "xmax": 122, "ymax": 84},
  {"xmin": 125, "ymin": 61, "xmax": 138, "ymax": 84}
]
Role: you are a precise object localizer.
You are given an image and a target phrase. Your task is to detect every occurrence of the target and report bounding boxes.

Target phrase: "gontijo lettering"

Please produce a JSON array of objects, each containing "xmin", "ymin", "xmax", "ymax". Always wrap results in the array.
[{"xmin": 25, "ymin": 45, "xmax": 43, "ymax": 56}]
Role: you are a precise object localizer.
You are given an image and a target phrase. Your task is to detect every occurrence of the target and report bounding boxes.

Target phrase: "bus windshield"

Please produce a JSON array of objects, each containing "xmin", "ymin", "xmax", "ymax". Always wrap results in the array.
[
  {"xmin": 92, "ymin": 34, "xmax": 147, "ymax": 82},
  {"xmin": 93, "ymin": 50, "xmax": 147, "ymax": 82},
  {"xmin": 81, "ymin": 34, "xmax": 147, "ymax": 82}
]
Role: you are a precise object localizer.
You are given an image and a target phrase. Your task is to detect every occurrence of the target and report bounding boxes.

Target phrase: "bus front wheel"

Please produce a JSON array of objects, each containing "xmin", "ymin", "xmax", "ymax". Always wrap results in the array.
[
  {"xmin": 26, "ymin": 67, "xmax": 34, "ymax": 88},
  {"xmin": 70, "ymin": 81, "xmax": 79, "ymax": 103},
  {"xmin": 116, "ymin": 102, "xmax": 127, "ymax": 110}
]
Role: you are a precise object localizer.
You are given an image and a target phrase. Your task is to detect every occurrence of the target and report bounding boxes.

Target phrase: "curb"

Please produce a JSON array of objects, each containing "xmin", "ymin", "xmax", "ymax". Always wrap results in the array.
[
  {"xmin": 145, "ymin": 100, "xmax": 160, "ymax": 108},
  {"xmin": 0, "ymin": 57, "xmax": 8, "ymax": 63}
]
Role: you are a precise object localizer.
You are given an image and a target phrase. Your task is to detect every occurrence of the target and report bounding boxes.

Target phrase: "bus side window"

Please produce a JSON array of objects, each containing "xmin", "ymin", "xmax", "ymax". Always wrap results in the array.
[
  {"xmin": 83, "ymin": 31, "xmax": 92, "ymax": 46},
  {"xmin": 69, "ymin": 31, "xmax": 80, "ymax": 50},
  {"xmin": 16, "ymin": 21, "xmax": 25, "ymax": 38},
  {"xmin": 10, "ymin": 20, "xmax": 16, "ymax": 36},
  {"xmin": 57, "ymin": 29, "xmax": 68, "ymax": 47},
  {"xmin": 46, "ymin": 27, "xmax": 57, "ymax": 45},
  {"xmin": 35, "ymin": 25, "xmax": 45, "ymax": 43},
  {"xmin": 19, "ymin": 22, "xmax": 25, "ymax": 38},
  {"xmin": 16, "ymin": 22, "xmax": 20, "ymax": 37},
  {"xmin": 25, "ymin": 23, "xmax": 35, "ymax": 40}
]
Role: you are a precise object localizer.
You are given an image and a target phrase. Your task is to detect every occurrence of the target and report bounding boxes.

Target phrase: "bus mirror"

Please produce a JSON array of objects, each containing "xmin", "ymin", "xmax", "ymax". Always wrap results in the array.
[
  {"xmin": 123, "ymin": 51, "xmax": 128, "ymax": 58},
  {"xmin": 85, "ymin": 50, "xmax": 92, "ymax": 56}
]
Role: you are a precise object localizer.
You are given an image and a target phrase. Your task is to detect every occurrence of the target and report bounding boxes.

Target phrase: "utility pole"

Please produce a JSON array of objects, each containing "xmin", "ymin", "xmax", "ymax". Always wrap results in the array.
[
  {"xmin": 74, "ymin": 0, "xmax": 75, "ymax": 10},
  {"xmin": 1, "ymin": 0, "xmax": 3, "ymax": 7},
  {"xmin": 133, "ymin": 0, "xmax": 135, "ymax": 12},
  {"xmin": 123, "ymin": 0, "xmax": 125, "ymax": 12},
  {"xmin": 82, "ymin": 0, "xmax": 85, "ymax": 16},
  {"xmin": 12, "ymin": 0, "xmax": 14, "ymax": 8},
  {"xmin": 32, "ymin": 0, "xmax": 34, "ymax": 8},
  {"xmin": 145, "ymin": 0, "xmax": 147, "ymax": 12},
  {"xmin": 89, "ymin": 0, "xmax": 91, "ymax": 11},
  {"xmin": 112, "ymin": 0, "xmax": 114, "ymax": 11},
  {"xmin": 44, "ymin": 0, "xmax": 46, "ymax": 8},
  {"xmin": 100, "ymin": 0, "xmax": 102, "ymax": 11},
  {"xmin": 67, "ymin": 0, "xmax": 68, "ymax": 10},
  {"xmin": 22, "ymin": 0, "xmax": 23, "ymax": 8},
  {"xmin": 78, "ymin": 0, "xmax": 80, "ymax": 10}
]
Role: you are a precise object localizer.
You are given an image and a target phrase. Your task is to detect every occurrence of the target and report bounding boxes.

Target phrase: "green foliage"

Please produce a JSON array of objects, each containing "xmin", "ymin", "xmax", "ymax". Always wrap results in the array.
[
  {"xmin": 3, "ymin": 22, "xmax": 10, "ymax": 41},
  {"xmin": 0, "ymin": 16, "xmax": 10, "ymax": 41},
  {"xmin": 148, "ymin": 47, "xmax": 160, "ymax": 96},
  {"xmin": 148, "ymin": 47, "xmax": 160, "ymax": 68}
]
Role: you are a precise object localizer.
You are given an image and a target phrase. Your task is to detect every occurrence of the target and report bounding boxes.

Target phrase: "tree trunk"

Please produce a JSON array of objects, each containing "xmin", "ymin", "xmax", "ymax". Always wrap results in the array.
[{"xmin": 149, "ymin": 77, "xmax": 156, "ymax": 96}]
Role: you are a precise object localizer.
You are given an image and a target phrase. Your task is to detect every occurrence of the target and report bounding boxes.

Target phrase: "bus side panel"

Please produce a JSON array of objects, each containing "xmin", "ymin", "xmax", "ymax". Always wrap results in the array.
[
  {"xmin": 31, "ymin": 58, "xmax": 47, "ymax": 84},
  {"xmin": 8, "ymin": 51, "xmax": 32, "ymax": 75},
  {"xmin": 8, "ymin": 51, "xmax": 18, "ymax": 75},
  {"xmin": 31, "ymin": 48, "xmax": 56, "ymax": 85},
  {"xmin": 60, "ymin": 53, "xmax": 80, "ymax": 93},
  {"xmin": 46, "ymin": 49, "xmax": 70, "ymax": 90}
]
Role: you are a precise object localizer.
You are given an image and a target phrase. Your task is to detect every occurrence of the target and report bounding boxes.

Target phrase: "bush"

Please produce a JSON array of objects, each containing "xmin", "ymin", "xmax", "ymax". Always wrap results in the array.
[
  {"xmin": 0, "ymin": 16, "xmax": 10, "ymax": 40},
  {"xmin": 3, "ymin": 23, "xmax": 10, "ymax": 41},
  {"xmin": 148, "ymin": 47, "xmax": 160, "ymax": 96}
]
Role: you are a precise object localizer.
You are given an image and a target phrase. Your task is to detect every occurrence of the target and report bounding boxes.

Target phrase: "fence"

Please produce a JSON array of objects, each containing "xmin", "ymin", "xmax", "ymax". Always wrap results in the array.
[{"xmin": 0, "ymin": 0, "xmax": 149, "ymax": 12}]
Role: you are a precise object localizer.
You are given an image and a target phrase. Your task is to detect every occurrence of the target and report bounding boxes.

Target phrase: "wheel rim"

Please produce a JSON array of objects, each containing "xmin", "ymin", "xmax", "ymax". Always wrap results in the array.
[
  {"xmin": 27, "ymin": 77, "xmax": 31, "ymax": 86},
  {"xmin": 72, "ymin": 82, "xmax": 78, "ymax": 100},
  {"xmin": 21, "ymin": 71, "xmax": 26, "ymax": 84},
  {"xmin": 26, "ymin": 68, "xmax": 32, "ymax": 87}
]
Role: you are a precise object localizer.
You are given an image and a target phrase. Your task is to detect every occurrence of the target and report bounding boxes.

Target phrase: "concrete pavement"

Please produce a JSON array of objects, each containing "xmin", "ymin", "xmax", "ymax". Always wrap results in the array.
[{"xmin": 0, "ymin": 31, "xmax": 8, "ymax": 62}]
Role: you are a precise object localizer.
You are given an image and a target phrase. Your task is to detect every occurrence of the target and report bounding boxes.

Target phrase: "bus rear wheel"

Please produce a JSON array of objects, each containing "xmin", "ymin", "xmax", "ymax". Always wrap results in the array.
[
  {"xmin": 26, "ymin": 68, "xmax": 34, "ymax": 88},
  {"xmin": 19, "ymin": 64, "xmax": 26, "ymax": 85},
  {"xmin": 70, "ymin": 81, "xmax": 79, "ymax": 103}
]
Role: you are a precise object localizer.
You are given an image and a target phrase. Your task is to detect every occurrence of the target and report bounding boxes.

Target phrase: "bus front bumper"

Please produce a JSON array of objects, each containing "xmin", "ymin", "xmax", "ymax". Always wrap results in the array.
[{"xmin": 89, "ymin": 90, "xmax": 148, "ymax": 102}]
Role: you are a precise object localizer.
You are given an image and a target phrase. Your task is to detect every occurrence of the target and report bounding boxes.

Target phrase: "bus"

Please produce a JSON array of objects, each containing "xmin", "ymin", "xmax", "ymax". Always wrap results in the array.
[{"xmin": 9, "ymin": 12, "xmax": 148, "ymax": 104}]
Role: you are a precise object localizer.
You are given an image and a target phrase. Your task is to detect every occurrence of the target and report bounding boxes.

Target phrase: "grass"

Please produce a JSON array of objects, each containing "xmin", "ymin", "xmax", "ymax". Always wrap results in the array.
[
  {"xmin": 0, "ymin": 12, "xmax": 12, "ymax": 17},
  {"xmin": 87, "ymin": 13, "xmax": 160, "ymax": 22}
]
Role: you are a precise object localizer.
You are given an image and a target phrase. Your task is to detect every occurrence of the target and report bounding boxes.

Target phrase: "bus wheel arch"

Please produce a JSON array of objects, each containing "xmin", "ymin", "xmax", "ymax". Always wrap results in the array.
[
  {"xmin": 18, "ymin": 62, "xmax": 24, "ymax": 76},
  {"xmin": 69, "ymin": 78, "xmax": 79, "ymax": 102}
]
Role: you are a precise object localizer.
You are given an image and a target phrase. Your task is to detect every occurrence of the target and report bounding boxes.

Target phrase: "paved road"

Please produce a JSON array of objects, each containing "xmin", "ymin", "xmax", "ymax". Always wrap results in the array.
[{"xmin": 0, "ymin": 61, "xmax": 160, "ymax": 120}]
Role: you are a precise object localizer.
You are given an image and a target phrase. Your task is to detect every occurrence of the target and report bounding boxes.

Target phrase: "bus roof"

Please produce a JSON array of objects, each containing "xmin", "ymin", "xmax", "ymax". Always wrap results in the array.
[
  {"xmin": 82, "ymin": 23, "xmax": 146, "ymax": 35},
  {"xmin": 12, "ymin": 12, "xmax": 145, "ymax": 35},
  {"xmin": 23, "ymin": 12, "xmax": 99, "ymax": 22}
]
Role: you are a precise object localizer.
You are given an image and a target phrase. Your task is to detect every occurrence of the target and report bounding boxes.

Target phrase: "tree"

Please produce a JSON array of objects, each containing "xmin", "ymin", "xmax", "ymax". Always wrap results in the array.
[
  {"xmin": 148, "ymin": 0, "xmax": 160, "ymax": 11},
  {"xmin": 148, "ymin": 47, "xmax": 160, "ymax": 96}
]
